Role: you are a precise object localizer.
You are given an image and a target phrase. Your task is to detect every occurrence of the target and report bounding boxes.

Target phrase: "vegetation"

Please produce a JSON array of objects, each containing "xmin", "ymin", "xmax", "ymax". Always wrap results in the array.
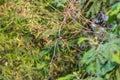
[{"xmin": 0, "ymin": 0, "xmax": 120, "ymax": 80}]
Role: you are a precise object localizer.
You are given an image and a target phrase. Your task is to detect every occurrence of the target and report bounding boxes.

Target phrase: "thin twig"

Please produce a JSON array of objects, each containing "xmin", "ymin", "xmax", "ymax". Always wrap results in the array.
[
  {"xmin": 81, "ymin": 0, "xmax": 91, "ymax": 14},
  {"xmin": 47, "ymin": 39, "xmax": 58, "ymax": 79},
  {"xmin": 58, "ymin": 14, "xmax": 68, "ymax": 37},
  {"xmin": 50, "ymin": 39, "xmax": 58, "ymax": 64},
  {"xmin": 47, "ymin": 9, "xmax": 68, "ymax": 80}
]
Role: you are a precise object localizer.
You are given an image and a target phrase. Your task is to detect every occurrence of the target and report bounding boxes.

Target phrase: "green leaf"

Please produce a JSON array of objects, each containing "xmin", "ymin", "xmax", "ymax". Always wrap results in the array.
[
  {"xmin": 117, "ymin": 13, "xmax": 120, "ymax": 19},
  {"xmin": 52, "ymin": 0, "xmax": 67, "ymax": 4},
  {"xmin": 0, "ymin": 0, "xmax": 4, "ymax": 5},
  {"xmin": 57, "ymin": 74, "xmax": 75, "ymax": 80},
  {"xmin": 1, "ymin": 21, "xmax": 14, "ymax": 31},
  {"xmin": 107, "ymin": 2, "xmax": 120, "ymax": 16},
  {"xmin": 42, "ymin": 30, "xmax": 51, "ymax": 38},
  {"xmin": 116, "ymin": 69, "xmax": 120, "ymax": 80},
  {"xmin": 111, "ymin": 53, "xmax": 120, "ymax": 64},
  {"xmin": 101, "ymin": 61, "xmax": 115, "ymax": 75},
  {"xmin": 78, "ymin": 37, "xmax": 89, "ymax": 45},
  {"xmin": 81, "ymin": 47, "xmax": 96, "ymax": 64},
  {"xmin": 86, "ymin": 62, "xmax": 96, "ymax": 74},
  {"xmin": 59, "ymin": 0, "xmax": 67, "ymax": 3},
  {"xmin": 40, "ymin": 50, "xmax": 49, "ymax": 57},
  {"xmin": 37, "ymin": 62, "xmax": 46, "ymax": 69}
]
